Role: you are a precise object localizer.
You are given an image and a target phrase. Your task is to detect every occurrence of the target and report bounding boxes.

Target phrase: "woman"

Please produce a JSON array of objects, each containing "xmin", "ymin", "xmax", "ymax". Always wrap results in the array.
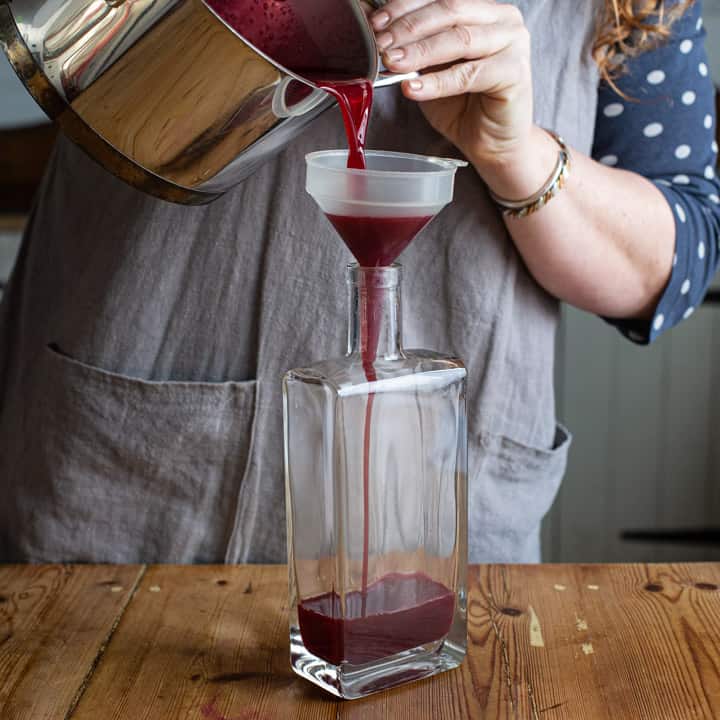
[{"xmin": 0, "ymin": 0, "xmax": 718, "ymax": 562}]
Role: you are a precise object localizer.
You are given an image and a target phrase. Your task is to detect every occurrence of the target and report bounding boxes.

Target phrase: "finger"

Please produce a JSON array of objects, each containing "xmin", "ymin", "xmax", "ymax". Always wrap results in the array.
[
  {"xmin": 374, "ymin": 0, "xmax": 522, "ymax": 50},
  {"xmin": 403, "ymin": 50, "xmax": 522, "ymax": 100},
  {"xmin": 370, "ymin": 0, "xmax": 434, "ymax": 31},
  {"xmin": 382, "ymin": 23, "xmax": 517, "ymax": 72}
]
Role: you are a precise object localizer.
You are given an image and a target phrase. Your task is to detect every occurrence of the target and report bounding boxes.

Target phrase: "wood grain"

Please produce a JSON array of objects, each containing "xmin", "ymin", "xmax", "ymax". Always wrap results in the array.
[
  {"xmin": 472, "ymin": 563, "xmax": 720, "ymax": 719},
  {"xmin": 0, "ymin": 564, "xmax": 144, "ymax": 720},
  {"xmin": 60, "ymin": 563, "xmax": 720, "ymax": 719},
  {"xmin": 68, "ymin": 565, "xmax": 308, "ymax": 720}
]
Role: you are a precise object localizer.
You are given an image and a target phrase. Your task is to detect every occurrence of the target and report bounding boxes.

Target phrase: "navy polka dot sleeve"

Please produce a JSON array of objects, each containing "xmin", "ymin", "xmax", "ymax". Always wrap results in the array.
[{"xmin": 591, "ymin": 0, "xmax": 720, "ymax": 344}]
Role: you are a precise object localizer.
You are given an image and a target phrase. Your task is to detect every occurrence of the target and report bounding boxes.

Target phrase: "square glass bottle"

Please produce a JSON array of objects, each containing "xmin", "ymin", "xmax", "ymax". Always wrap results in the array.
[{"xmin": 283, "ymin": 263, "xmax": 467, "ymax": 699}]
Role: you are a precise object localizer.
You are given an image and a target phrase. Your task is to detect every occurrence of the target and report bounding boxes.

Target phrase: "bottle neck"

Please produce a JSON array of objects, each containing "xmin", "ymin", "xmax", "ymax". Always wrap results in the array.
[{"xmin": 347, "ymin": 265, "xmax": 403, "ymax": 364}]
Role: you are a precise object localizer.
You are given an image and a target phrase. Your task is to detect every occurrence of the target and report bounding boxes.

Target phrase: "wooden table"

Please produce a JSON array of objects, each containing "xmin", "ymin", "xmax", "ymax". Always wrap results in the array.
[{"xmin": 2, "ymin": 563, "xmax": 720, "ymax": 719}]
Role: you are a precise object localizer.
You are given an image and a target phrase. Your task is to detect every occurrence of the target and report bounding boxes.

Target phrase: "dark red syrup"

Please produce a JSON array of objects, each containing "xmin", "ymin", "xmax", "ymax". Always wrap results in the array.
[
  {"xmin": 297, "ymin": 572, "xmax": 455, "ymax": 665},
  {"xmin": 313, "ymin": 79, "xmax": 372, "ymax": 169},
  {"xmin": 207, "ymin": 0, "xmax": 453, "ymax": 650},
  {"xmin": 327, "ymin": 214, "xmax": 433, "ymax": 267},
  {"xmin": 205, "ymin": 0, "xmax": 373, "ymax": 168}
]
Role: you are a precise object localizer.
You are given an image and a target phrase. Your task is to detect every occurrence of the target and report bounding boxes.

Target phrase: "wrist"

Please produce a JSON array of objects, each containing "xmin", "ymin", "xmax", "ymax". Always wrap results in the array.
[{"xmin": 469, "ymin": 125, "xmax": 560, "ymax": 202}]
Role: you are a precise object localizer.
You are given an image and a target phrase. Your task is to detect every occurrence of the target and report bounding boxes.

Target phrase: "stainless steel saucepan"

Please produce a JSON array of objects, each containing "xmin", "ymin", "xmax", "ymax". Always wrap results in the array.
[{"xmin": 0, "ymin": 0, "xmax": 409, "ymax": 203}]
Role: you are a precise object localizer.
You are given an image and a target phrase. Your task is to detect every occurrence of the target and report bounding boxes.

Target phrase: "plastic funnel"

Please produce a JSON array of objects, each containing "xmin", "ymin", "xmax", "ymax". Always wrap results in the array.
[{"xmin": 306, "ymin": 150, "xmax": 466, "ymax": 266}]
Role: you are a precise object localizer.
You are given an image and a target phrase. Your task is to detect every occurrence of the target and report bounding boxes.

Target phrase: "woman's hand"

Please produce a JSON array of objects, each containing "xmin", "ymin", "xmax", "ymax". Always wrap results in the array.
[
  {"xmin": 369, "ymin": 1, "xmax": 677, "ymax": 324},
  {"xmin": 370, "ymin": 0, "xmax": 540, "ymax": 186},
  {"xmin": 370, "ymin": 0, "xmax": 674, "ymax": 319}
]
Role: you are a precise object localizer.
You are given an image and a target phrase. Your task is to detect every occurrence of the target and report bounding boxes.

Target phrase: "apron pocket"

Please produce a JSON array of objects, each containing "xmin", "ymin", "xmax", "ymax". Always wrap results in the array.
[
  {"xmin": 469, "ymin": 424, "xmax": 571, "ymax": 563},
  {"xmin": 17, "ymin": 344, "xmax": 258, "ymax": 563}
]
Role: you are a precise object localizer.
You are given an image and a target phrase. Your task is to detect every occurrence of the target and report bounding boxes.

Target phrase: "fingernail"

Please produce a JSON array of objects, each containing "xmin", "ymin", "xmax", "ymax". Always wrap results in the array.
[
  {"xmin": 372, "ymin": 11, "xmax": 390, "ymax": 29},
  {"xmin": 408, "ymin": 79, "xmax": 423, "ymax": 91},
  {"xmin": 385, "ymin": 47, "xmax": 405, "ymax": 62},
  {"xmin": 376, "ymin": 32, "xmax": 393, "ymax": 51}
]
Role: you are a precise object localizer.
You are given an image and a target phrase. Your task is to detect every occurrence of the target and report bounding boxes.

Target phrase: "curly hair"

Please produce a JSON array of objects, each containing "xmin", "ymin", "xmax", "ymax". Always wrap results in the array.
[{"xmin": 594, "ymin": 0, "xmax": 694, "ymax": 86}]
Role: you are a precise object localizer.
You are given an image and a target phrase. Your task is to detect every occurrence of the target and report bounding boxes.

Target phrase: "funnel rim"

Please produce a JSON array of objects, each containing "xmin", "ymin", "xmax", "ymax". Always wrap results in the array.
[
  {"xmin": 306, "ymin": 149, "xmax": 465, "ymax": 178},
  {"xmin": 309, "ymin": 194, "xmax": 448, "ymax": 210}
]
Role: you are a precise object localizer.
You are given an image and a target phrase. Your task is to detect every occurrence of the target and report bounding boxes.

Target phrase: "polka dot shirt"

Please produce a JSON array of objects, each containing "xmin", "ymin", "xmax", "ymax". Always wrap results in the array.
[{"xmin": 592, "ymin": 0, "xmax": 720, "ymax": 344}]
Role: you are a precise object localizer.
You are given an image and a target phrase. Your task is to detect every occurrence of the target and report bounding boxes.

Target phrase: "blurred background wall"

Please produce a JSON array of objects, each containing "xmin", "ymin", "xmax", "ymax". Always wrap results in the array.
[{"xmin": 545, "ymin": 0, "xmax": 720, "ymax": 562}]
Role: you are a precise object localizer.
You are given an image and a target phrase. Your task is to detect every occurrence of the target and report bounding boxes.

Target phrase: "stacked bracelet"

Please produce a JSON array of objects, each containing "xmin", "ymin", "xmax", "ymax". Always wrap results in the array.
[{"xmin": 488, "ymin": 130, "xmax": 571, "ymax": 219}]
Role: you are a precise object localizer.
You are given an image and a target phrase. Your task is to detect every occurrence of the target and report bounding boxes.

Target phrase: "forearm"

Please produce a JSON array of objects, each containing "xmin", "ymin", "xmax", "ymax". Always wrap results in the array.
[
  {"xmin": 472, "ymin": 125, "xmax": 675, "ymax": 319},
  {"xmin": 372, "ymin": 0, "xmax": 716, "ymax": 332}
]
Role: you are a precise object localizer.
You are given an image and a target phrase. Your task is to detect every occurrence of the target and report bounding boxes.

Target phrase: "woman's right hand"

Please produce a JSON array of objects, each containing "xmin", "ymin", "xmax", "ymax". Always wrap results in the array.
[{"xmin": 369, "ymin": 0, "xmax": 553, "ymax": 199}]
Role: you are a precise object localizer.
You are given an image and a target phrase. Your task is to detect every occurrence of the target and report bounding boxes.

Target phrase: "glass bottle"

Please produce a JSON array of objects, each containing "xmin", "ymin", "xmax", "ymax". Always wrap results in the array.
[{"xmin": 283, "ymin": 263, "xmax": 467, "ymax": 699}]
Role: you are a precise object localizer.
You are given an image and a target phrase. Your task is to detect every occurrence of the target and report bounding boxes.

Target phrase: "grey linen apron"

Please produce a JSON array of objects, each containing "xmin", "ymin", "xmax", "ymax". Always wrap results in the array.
[{"xmin": 0, "ymin": 0, "xmax": 599, "ymax": 563}]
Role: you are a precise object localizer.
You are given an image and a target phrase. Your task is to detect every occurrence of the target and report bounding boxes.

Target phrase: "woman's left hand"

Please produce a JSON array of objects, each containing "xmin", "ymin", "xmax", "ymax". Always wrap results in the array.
[{"xmin": 371, "ymin": 0, "xmax": 535, "ymax": 172}]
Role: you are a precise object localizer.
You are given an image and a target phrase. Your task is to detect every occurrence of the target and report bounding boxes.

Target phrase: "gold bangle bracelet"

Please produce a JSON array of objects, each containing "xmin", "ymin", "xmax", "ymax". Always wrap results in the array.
[{"xmin": 489, "ymin": 130, "xmax": 571, "ymax": 219}]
